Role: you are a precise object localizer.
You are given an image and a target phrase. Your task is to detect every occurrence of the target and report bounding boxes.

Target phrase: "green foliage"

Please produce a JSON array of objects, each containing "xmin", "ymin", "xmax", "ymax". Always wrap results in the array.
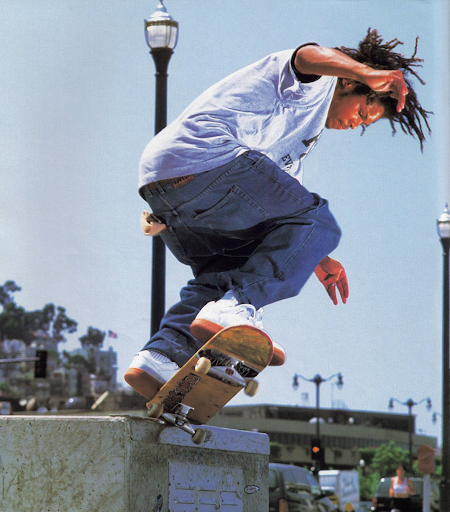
[
  {"xmin": 0, "ymin": 381, "xmax": 11, "ymax": 394},
  {"xmin": 0, "ymin": 302, "xmax": 29, "ymax": 342},
  {"xmin": 0, "ymin": 281, "xmax": 77, "ymax": 344},
  {"xmin": 0, "ymin": 281, "xmax": 21, "ymax": 306},
  {"xmin": 62, "ymin": 351, "xmax": 95, "ymax": 373},
  {"xmin": 270, "ymin": 442, "xmax": 283, "ymax": 460},
  {"xmin": 372, "ymin": 441, "xmax": 410, "ymax": 475},
  {"xmin": 79, "ymin": 327, "xmax": 105, "ymax": 348},
  {"xmin": 53, "ymin": 306, "xmax": 77, "ymax": 340},
  {"xmin": 358, "ymin": 467, "xmax": 381, "ymax": 501}
]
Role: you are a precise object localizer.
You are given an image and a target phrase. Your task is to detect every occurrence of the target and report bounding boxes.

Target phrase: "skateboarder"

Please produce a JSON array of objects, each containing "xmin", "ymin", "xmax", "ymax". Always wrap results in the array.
[{"xmin": 125, "ymin": 29, "xmax": 430, "ymax": 398}]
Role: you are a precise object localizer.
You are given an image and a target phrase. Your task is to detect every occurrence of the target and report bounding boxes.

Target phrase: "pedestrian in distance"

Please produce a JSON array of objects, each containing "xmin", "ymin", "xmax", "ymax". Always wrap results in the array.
[
  {"xmin": 125, "ymin": 28, "xmax": 430, "ymax": 400},
  {"xmin": 389, "ymin": 463, "xmax": 416, "ymax": 511}
]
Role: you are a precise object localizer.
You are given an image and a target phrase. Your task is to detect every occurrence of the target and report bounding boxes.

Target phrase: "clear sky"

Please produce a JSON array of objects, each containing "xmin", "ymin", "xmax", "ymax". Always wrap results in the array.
[{"xmin": 1, "ymin": 0, "xmax": 449, "ymax": 444}]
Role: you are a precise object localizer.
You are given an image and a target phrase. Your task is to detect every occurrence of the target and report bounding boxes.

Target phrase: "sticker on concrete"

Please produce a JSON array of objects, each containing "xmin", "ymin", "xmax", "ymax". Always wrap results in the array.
[{"xmin": 169, "ymin": 462, "xmax": 243, "ymax": 511}]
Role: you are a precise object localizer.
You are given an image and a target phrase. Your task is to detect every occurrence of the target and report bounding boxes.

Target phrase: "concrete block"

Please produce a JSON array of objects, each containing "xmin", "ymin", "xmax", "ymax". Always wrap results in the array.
[{"xmin": 0, "ymin": 415, "xmax": 269, "ymax": 511}]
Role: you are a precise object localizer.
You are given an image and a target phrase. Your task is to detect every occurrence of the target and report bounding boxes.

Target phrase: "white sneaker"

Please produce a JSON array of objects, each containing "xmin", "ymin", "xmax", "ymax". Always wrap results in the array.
[
  {"xmin": 190, "ymin": 300, "xmax": 264, "ymax": 343},
  {"xmin": 124, "ymin": 350, "xmax": 180, "ymax": 400}
]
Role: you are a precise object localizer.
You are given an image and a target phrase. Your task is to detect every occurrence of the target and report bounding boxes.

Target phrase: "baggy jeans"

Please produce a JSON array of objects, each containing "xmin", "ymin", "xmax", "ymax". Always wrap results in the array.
[{"xmin": 140, "ymin": 150, "xmax": 341, "ymax": 366}]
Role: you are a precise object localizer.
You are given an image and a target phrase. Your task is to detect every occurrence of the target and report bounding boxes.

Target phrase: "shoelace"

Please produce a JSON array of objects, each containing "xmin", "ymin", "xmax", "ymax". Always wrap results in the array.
[{"xmin": 235, "ymin": 304, "xmax": 264, "ymax": 325}]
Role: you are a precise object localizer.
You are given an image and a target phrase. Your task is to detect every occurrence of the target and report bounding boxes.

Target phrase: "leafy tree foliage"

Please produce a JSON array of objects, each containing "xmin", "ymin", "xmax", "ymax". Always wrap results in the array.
[
  {"xmin": 0, "ymin": 281, "xmax": 21, "ymax": 306},
  {"xmin": 62, "ymin": 350, "xmax": 96, "ymax": 374},
  {"xmin": 371, "ymin": 441, "xmax": 409, "ymax": 475},
  {"xmin": 0, "ymin": 280, "xmax": 77, "ymax": 344},
  {"xmin": 79, "ymin": 327, "xmax": 105, "ymax": 348}
]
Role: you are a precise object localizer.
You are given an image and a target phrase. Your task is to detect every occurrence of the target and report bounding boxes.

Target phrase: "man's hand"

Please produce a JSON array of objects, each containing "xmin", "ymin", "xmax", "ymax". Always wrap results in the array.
[
  {"xmin": 294, "ymin": 46, "xmax": 408, "ymax": 113},
  {"xmin": 362, "ymin": 68, "xmax": 408, "ymax": 112},
  {"xmin": 314, "ymin": 256, "xmax": 349, "ymax": 305}
]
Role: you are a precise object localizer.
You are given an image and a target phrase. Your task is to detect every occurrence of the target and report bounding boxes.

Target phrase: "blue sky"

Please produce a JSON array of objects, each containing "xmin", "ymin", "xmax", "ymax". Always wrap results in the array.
[{"xmin": 1, "ymin": 0, "xmax": 448, "ymax": 444}]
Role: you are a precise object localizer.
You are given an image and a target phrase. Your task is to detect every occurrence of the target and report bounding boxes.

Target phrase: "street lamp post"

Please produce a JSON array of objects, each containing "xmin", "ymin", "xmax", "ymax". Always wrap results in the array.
[
  {"xmin": 293, "ymin": 372, "xmax": 343, "ymax": 472},
  {"xmin": 437, "ymin": 204, "xmax": 450, "ymax": 512},
  {"xmin": 144, "ymin": 1, "xmax": 179, "ymax": 336},
  {"xmin": 388, "ymin": 396, "xmax": 432, "ymax": 469}
]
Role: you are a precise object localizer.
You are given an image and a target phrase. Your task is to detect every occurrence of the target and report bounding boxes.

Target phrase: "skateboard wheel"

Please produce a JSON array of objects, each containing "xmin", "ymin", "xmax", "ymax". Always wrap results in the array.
[
  {"xmin": 192, "ymin": 428, "xmax": 207, "ymax": 445},
  {"xmin": 244, "ymin": 379, "xmax": 259, "ymax": 397},
  {"xmin": 195, "ymin": 357, "xmax": 211, "ymax": 375},
  {"xmin": 147, "ymin": 402, "xmax": 164, "ymax": 419}
]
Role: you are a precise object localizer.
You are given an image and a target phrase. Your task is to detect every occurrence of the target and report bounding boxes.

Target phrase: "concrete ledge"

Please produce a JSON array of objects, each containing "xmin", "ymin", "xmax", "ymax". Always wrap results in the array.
[{"xmin": 0, "ymin": 415, "xmax": 269, "ymax": 511}]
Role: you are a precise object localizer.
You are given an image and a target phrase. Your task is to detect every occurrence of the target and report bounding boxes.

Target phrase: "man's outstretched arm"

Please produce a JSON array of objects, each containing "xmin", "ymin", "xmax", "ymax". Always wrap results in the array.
[{"xmin": 294, "ymin": 45, "xmax": 408, "ymax": 112}]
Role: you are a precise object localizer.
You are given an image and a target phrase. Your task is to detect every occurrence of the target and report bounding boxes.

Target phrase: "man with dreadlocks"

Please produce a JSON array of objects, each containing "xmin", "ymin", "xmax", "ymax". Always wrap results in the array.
[{"xmin": 125, "ymin": 29, "xmax": 430, "ymax": 399}]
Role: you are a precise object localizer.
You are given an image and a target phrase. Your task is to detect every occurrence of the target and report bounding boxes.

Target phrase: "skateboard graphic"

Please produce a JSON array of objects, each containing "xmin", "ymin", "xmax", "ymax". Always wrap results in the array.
[{"xmin": 146, "ymin": 325, "xmax": 278, "ymax": 444}]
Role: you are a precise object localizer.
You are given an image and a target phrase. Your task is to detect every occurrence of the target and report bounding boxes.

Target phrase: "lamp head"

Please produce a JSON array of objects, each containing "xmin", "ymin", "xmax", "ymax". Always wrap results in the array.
[
  {"xmin": 145, "ymin": 1, "xmax": 179, "ymax": 50},
  {"xmin": 437, "ymin": 204, "xmax": 450, "ymax": 240}
]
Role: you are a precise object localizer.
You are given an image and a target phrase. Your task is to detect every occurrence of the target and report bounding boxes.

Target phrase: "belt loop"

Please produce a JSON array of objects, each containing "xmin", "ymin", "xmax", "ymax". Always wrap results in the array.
[
  {"xmin": 141, "ymin": 186, "xmax": 153, "ymax": 200},
  {"xmin": 155, "ymin": 181, "xmax": 165, "ymax": 194}
]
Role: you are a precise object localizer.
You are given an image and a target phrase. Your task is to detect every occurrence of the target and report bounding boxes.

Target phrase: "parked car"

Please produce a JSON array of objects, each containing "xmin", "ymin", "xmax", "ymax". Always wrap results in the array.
[
  {"xmin": 269, "ymin": 463, "xmax": 338, "ymax": 512},
  {"xmin": 370, "ymin": 476, "xmax": 440, "ymax": 512}
]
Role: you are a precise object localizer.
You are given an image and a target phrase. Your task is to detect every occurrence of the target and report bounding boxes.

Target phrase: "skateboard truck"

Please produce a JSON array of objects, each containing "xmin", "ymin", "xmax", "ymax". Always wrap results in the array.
[{"xmin": 147, "ymin": 402, "xmax": 208, "ymax": 445}]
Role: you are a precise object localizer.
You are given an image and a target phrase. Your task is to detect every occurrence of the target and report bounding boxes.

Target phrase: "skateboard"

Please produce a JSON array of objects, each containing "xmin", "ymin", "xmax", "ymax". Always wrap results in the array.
[{"xmin": 146, "ymin": 325, "xmax": 274, "ymax": 444}]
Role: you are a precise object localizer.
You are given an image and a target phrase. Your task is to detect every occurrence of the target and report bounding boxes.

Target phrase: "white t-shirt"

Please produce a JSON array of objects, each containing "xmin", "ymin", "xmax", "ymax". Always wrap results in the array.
[
  {"xmin": 139, "ymin": 48, "xmax": 337, "ymax": 190},
  {"xmin": 392, "ymin": 476, "xmax": 410, "ymax": 495}
]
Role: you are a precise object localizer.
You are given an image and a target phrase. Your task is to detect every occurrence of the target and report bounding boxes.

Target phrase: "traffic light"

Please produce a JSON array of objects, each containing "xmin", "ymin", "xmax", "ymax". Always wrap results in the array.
[
  {"xmin": 311, "ymin": 437, "xmax": 324, "ymax": 463},
  {"xmin": 34, "ymin": 350, "xmax": 48, "ymax": 379}
]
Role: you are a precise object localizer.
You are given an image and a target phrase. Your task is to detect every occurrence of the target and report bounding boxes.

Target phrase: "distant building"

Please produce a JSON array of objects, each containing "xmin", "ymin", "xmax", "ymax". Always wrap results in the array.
[
  {"xmin": 208, "ymin": 404, "xmax": 437, "ymax": 468},
  {"xmin": 0, "ymin": 334, "xmax": 119, "ymax": 403},
  {"xmin": 95, "ymin": 347, "xmax": 118, "ymax": 391},
  {"xmin": 69, "ymin": 346, "xmax": 118, "ymax": 392}
]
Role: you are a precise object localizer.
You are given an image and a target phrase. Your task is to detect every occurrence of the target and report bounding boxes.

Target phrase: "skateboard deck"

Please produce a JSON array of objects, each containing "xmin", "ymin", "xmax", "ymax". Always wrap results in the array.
[{"xmin": 146, "ymin": 325, "xmax": 273, "ymax": 443}]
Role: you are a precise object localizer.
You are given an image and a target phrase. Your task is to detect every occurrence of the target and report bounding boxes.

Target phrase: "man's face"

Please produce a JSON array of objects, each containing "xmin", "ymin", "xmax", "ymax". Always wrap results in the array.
[{"xmin": 326, "ymin": 84, "xmax": 384, "ymax": 130}]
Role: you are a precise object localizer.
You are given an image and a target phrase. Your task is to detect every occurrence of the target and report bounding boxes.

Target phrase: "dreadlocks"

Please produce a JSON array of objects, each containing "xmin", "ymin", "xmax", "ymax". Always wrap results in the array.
[{"xmin": 336, "ymin": 28, "xmax": 431, "ymax": 151}]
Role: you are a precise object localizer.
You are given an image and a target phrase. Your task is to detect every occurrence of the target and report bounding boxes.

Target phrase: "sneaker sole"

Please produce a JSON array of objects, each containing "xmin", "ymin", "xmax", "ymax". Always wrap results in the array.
[
  {"xmin": 190, "ymin": 319, "xmax": 221, "ymax": 343},
  {"xmin": 124, "ymin": 368, "xmax": 161, "ymax": 400},
  {"xmin": 190, "ymin": 319, "xmax": 286, "ymax": 366}
]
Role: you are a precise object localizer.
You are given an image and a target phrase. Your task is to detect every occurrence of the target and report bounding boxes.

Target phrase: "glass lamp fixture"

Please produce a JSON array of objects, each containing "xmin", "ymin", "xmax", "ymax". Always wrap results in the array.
[
  {"xmin": 145, "ymin": 1, "xmax": 179, "ymax": 50},
  {"xmin": 437, "ymin": 204, "xmax": 450, "ymax": 241}
]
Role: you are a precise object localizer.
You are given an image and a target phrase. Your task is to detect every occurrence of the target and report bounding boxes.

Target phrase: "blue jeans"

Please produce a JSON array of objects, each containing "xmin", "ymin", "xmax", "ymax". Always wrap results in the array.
[{"xmin": 141, "ymin": 151, "xmax": 341, "ymax": 366}]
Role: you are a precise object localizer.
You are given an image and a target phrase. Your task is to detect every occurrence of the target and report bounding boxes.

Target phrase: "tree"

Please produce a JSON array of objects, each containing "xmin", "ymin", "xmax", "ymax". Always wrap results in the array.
[
  {"xmin": 62, "ymin": 351, "xmax": 95, "ymax": 374},
  {"xmin": 79, "ymin": 327, "xmax": 105, "ymax": 348},
  {"xmin": 371, "ymin": 441, "xmax": 409, "ymax": 475},
  {"xmin": 0, "ymin": 281, "xmax": 21, "ymax": 306},
  {"xmin": 0, "ymin": 302, "xmax": 28, "ymax": 342},
  {"xmin": 0, "ymin": 281, "xmax": 77, "ymax": 344}
]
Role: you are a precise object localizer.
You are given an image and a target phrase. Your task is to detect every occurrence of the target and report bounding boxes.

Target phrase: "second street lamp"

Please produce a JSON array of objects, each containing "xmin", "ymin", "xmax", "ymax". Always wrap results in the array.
[
  {"xmin": 437, "ymin": 204, "xmax": 450, "ymax": 512},
  {"xmin": 293, "ymin": 372, "xmax": 343, "ymax": 473},
  {"xmin": 388, "ymin": 396, "xmax": 432, "ymax": 469},
  {"xmin": 144, "ymin": 1, "xmax": 179, "ymax": 336}
]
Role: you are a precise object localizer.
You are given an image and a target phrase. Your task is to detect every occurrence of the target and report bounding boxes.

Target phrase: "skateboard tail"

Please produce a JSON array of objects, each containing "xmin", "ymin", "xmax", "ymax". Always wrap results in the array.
[
  {"xmin": 212, "ymin": 325, "xmax": 273, "ymax": 370},
  {"xmin": 191, "ymin": 322, "xmax": 285, "ymax": 366}
]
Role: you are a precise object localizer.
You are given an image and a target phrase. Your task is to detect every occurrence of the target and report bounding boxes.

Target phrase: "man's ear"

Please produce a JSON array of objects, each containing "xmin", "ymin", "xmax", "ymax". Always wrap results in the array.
[{"xmin": 339, "ymin": 78, "xmax": 357, "ymax": 91}]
